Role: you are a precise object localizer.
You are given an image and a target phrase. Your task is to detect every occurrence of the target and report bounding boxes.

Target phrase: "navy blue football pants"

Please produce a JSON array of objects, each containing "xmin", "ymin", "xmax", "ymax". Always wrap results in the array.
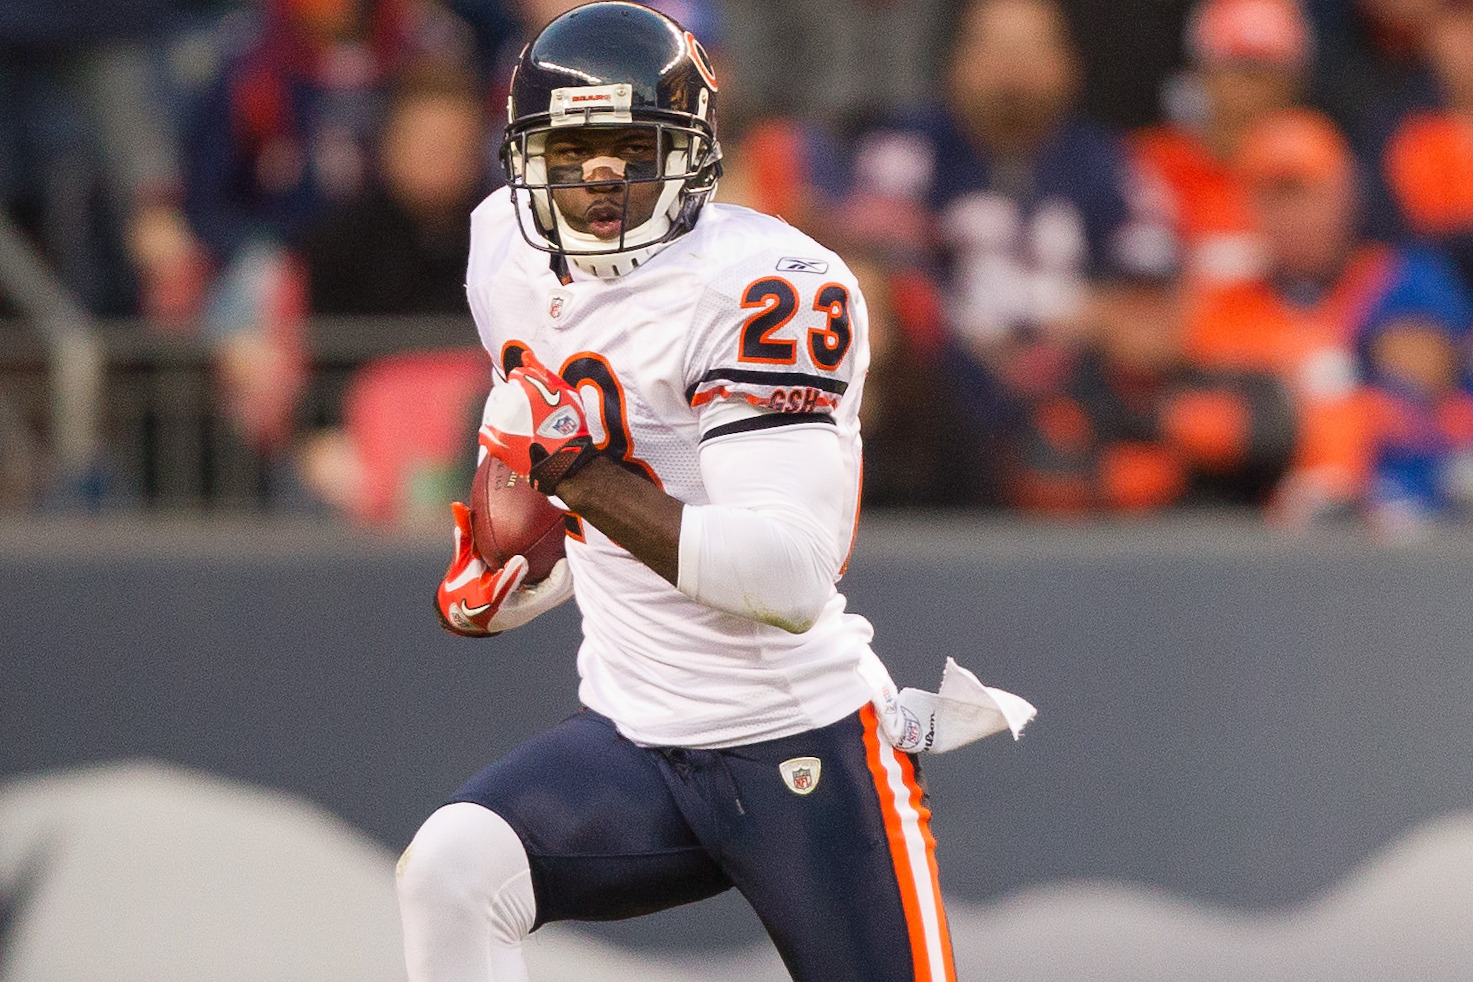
[{"xmin": 450, "ymin": 706, "xmax": 956, "ymax": 982}]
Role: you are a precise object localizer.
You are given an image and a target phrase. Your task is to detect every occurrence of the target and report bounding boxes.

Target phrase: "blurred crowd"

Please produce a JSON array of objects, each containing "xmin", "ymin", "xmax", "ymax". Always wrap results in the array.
[{"xmin": 5, "ymin": 0, "xmax": 1473, "ymax": 534}]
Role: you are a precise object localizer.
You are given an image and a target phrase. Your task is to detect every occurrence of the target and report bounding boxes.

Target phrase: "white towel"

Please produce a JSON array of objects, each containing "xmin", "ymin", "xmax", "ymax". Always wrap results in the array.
[{"xmin": 868, "ymin": 657, "xmax": 1037, "ymax": 754}]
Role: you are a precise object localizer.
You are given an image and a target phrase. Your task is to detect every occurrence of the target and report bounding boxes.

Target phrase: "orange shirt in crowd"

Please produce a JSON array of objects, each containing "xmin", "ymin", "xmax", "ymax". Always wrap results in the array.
[
  {"xmin": 1185, "ymin": 246, "xmax": 1399, "ymax": 499},
  {"xmin": 1384, "ymin": 112, "xmax": 1473, "ymax": 236},
  {"xmin": 1133, "ymin": 125, "xmax": 1263, "ymax": 285}
]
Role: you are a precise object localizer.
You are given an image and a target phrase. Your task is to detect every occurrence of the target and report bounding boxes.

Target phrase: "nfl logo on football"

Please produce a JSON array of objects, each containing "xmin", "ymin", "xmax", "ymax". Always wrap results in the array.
[{"xmin": 902, "ymin": 712, "xmax": 922, "ymax": 749}]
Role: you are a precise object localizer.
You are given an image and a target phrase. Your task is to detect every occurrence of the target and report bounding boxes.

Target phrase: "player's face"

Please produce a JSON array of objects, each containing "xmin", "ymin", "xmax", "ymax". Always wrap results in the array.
[{"xmin": 544, "ymin": 127, "xmax": 664, "ymax": 241}]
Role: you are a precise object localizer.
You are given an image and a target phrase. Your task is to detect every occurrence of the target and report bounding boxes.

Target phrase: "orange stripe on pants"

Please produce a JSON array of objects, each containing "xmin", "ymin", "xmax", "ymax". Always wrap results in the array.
[{"xmin": 859, "ymin": 703, "xmax": 957, "ymax": 982}]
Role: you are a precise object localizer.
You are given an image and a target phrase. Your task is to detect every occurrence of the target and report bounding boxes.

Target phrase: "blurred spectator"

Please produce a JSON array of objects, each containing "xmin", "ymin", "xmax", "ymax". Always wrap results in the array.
[
  {"xmin": 182, "ymin": 0, "xmax": 417, "ymax": 268},
  {"xmin": 298, "ymin": 348, "xmax": 488, "ymax": 524},
  {"xmin": 439, "ymin": 0, "xmax": 518, "ymax": 81},
  {"xmin": 302, "ymin": 64, "xmax": 487, "ymax": 314},
  {"xmin": 686, "ymin": 0, "xmax": 847, "ymax": 238},
  {"xmin": 711, "ymin": 118, "xmax": 842, "ymax": 234},
  {"xmin": 0, "ymin": 0, "xmax": 204, "ymax": 320},
  {"xmin": 1135, "ymin": 0, "xmax": 1314, "ymax": 287},
  {"xmin": 1003, "ymin": 253, "xmax": 1295, "ymax": 512},
  {"xmin": 1187, "ymin": 108, "xmax": 1473, "ymax": 524},
  {"xmin": 1383, "ymin": 0, "xmax": 1473, "ymax": 288},
  {"xmin": 1311, "ymin": 0, "xmax": 1442, "ymax": 242},
  {"xmin": 854, "ymin": 255, "xmax": 990, "ymax": 508},
  {"xmin": 718, "ymin": 0, "xmax": 954, "ymax": 129},
  {"xmin": 1361, "ymin": 316, "xmax": 1473, "ymax": 533},
  {"xmin": 1313, "ymin": 0, "xmax": 1442, "ymax": 135},
  {"xmin": 208, "ymin": 237, "xmax": 310, "ymax": 453},
  {"xmin": 294, "ymin": 65, "xmax": 490, "ymax": 522},
  {"xmin": 844, "ymin": 0, "xmax": 1172, "ymax": 503},
  {"xmin": 183, "ymin": 0, "xmax": 480, "ymax": 456}
]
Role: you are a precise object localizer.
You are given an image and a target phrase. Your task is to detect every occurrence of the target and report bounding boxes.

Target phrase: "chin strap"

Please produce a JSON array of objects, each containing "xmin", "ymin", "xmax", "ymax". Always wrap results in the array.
[{"xmin": 567, "ymin": 239, "xmax": 670, "ymax": 279}]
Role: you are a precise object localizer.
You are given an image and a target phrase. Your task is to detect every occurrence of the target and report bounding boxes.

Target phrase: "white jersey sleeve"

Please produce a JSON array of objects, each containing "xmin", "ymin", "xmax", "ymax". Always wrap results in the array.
[{"xmin": 677, "ymin": 423, "xmax": 849, "ymax": 633}]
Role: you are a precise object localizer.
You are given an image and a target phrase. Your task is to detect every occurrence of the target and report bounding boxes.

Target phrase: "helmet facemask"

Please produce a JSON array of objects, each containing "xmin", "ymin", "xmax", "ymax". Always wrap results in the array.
[{"xmin": 503, "ymin": 110, "xmax": 721, "ymax": 279}]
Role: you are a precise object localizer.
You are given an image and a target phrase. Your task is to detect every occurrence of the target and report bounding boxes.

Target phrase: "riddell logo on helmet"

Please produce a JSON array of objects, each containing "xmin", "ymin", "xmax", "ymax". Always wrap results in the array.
[{"xmin": 549, "ymin": 84, "xmax": 633, "ymax": 123}]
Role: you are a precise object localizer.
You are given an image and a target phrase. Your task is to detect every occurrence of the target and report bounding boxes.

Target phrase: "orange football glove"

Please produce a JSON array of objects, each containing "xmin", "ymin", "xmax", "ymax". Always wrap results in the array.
[
  {"xmin": 434, "ymin": 502, "xmax": 575, "ymax": 637},
  {"xmin": 435, "ymin": 502, "xmax": 529, "ymax": 636},
  {"xmin": 479, "ymin": 352, "xmax": 595, "ymax": 494}
]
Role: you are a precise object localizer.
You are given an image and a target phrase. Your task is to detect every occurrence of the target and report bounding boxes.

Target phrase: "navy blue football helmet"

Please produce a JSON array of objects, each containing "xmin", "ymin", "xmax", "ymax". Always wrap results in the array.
[{"xmin": 501, "ymin": 2, "xmax": 723, "ymax": 277}]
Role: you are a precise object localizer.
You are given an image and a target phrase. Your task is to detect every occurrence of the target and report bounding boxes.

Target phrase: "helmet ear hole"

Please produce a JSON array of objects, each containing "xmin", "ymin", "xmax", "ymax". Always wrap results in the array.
[{"xmin": 664, "ymin": 131, "xmax": 697, "ymax": 178}]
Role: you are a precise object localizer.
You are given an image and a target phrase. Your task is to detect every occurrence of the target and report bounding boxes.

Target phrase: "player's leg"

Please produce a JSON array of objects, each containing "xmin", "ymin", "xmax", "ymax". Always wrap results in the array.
[
  {"xmin": 702, "ymin": 705, "xmax": 956, "ymax": 982},
  {"xmin": 395, "ymin": 710, "xmax": 732, "ymax": 981},
  {"xmin": 397, "ymin": 801, "xmax": 535, "ymax": 982}
]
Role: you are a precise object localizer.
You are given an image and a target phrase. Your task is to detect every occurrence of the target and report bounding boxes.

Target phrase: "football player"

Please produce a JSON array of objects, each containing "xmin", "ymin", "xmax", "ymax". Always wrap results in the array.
[{"xmin": 397, "ymin": 5, "xmax": 956, "ymax": 980}]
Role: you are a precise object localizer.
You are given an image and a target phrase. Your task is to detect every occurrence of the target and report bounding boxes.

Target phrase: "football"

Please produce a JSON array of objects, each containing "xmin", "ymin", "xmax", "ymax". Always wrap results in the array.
[{"xmin": 468, "ymin": 455, "xmax": 567, "ymax": 583}]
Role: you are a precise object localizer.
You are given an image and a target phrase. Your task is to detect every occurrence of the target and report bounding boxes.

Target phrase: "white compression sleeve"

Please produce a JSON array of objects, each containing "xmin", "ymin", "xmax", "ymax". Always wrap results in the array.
[
  {"xmin": 676, "ymin": 422, "xmax": 849, "ymax": 633},
  {"xmin": 396, "ymin": 802, "xmax": 537, "ymax": 982}
]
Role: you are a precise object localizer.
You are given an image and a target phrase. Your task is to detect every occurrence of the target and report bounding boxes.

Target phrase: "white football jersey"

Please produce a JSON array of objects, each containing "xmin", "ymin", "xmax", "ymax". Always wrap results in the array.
[{"xmin": 465, "ymin": 186, "xmax": 888, "ymax": 748}]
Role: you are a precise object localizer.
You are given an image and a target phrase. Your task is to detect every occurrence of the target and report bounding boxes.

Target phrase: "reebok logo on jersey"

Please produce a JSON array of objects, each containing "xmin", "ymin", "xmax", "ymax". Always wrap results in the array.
[
  {"xmin": 538, "ymin": 406, "xmax": 582, "ymax": 438},
  {"xmin": 776, "ymin": 257, "xmax": 829, "ymax": 274},
  {"xmin": 779, "ymin": 756, "xmax": 822, "ymax": 795}
]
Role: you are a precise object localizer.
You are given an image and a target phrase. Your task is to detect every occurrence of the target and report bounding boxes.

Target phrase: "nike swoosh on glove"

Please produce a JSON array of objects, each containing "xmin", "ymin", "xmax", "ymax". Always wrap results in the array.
[
  {"xmin": 434, "ymin": 502, "xmax": 574, "ymax": 636},
  {"xmin": 479, "ymin": 351, "xmax": 596, "ymax": 495}
]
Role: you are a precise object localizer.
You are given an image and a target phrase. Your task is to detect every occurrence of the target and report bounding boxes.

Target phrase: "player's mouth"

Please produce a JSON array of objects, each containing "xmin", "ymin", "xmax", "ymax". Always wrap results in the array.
[
  {"xmin": 585, "ymin": 204, "xmax": 624, "ymax": 240},
  {"xmin": 590, "ymin": 218, "xmax": 623, "ymax": 239}
]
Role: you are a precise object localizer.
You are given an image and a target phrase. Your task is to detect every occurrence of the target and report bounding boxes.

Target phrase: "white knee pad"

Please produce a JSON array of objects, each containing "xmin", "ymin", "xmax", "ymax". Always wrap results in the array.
[{"xmin": 397, "ymin": 801, "xmax": 537, "ymax": 978}]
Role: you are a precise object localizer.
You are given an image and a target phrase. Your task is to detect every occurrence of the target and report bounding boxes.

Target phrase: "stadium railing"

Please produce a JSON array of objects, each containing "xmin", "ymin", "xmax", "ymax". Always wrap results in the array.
[
  {"xmin": 0, "ymin": 313, "xmax": 477, "ymax": 512},
  {"xmin": 0, "ymin": 210, "xmax": 105, "ymax": 509}
]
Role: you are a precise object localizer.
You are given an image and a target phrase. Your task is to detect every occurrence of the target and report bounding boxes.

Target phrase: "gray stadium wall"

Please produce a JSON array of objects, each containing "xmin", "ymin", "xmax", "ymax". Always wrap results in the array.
[{"xmin": 4, "ymin": 514, "xmax": 1473, "ymax": 952}]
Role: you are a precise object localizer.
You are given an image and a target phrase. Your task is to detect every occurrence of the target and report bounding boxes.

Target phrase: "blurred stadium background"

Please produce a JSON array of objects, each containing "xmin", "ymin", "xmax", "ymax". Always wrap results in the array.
[{"xmin": 5, "ymin": 0, "xmax": 1473, "ymax": 978}]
